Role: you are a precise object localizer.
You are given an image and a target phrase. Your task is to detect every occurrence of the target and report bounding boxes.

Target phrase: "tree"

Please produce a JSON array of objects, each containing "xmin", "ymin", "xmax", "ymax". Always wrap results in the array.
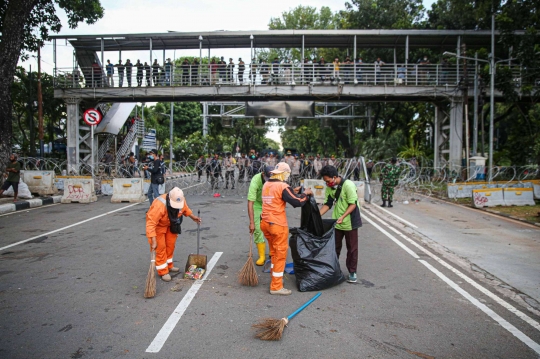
[
  {"xmin": 0, "ymin": 0, "xmax": 103, "ymax": 178},
  {"xmin": 263, "ymin": 6, "xmax": 345, "ymax": 62},
  {"xmin": 11, "ymin": 67, "xmax": 66, "ymax": 155}
]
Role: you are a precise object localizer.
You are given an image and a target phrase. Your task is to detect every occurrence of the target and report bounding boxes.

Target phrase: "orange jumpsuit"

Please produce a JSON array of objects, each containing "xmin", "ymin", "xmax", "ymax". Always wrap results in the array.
[
  {"xmin": 261, "ymin": 180, "xmax": 309, "ymax": 291},
  {"xmin": 146, "ymin": 194, "xmax": 192, "ymax": 276}
]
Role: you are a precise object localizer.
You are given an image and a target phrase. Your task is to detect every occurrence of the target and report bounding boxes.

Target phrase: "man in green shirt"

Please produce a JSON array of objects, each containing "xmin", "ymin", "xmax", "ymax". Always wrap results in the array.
[
  {"xmin": 319, "ymin": 165, "xmax": 362, "ymax": 283},
  {"xmin": 247, "ymin": 166, "xmax": 273, "ymax": 265},
  {"xmin": 0, "ymin": 154, "xmax": 22, "ymax": 202}
]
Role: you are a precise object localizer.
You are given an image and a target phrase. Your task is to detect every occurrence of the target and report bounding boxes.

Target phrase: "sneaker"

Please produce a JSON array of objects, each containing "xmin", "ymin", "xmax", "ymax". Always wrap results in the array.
[
  {"xmin": 347, "ymin": 273, "xmax": 357, "ymax": 283},
  {"xmin": 161, "ymin": 274, "xmax": 172, "ymax": 282},
  {"xmin": 270, "ymin": 288, "xmax": 292, "ymax": 296},
  {"xmin": 169, "ymin": 267, "xmax": 180, "ymax": 272}
]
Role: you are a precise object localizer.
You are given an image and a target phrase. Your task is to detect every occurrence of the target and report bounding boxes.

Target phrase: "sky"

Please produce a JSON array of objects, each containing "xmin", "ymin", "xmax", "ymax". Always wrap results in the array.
[{"xmin": 24, "ymin": 0, "xmax": 436, "ymax": 145}]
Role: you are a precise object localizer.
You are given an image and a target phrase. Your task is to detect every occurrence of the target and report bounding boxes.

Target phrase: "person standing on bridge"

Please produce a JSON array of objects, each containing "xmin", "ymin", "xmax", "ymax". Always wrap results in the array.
[
  {"xmin": 238, "ymin": 58, "xmax": 245, "ymax": 84},
  {"xmin": 117, "ymin": 60, "xmax": 125, "ymax": 87},
  {"xmin": 135, "ymin": 60, "xmax": 144, "ymax": 87},
  {"xmin": 125, "ymin": 59, "xmax": 133, "ymax": 87},
  {"xmin": 152, "ymin": 59, "xmax": 160, "ymax": 86},
  {"xmin": 106, "ymin": 60, "xmax": 114, "ymax": 87},
  {"xmin": 144, "ymin": 62, "xmax": 152, "ymax": 87},
  {"xmin": 380, "ymin": 157, "xmax": 400, "ymax": 208},
  {"xmin": 261, "ymin": 163, "xmax": 313, "ymax": 295},
  {"xmin": 146, "ymin": 187, "xmax": 201, "ymax": 281},
  {"xmin": 319, "ymin": 165, "xmax": 362, "ymax": 283}
]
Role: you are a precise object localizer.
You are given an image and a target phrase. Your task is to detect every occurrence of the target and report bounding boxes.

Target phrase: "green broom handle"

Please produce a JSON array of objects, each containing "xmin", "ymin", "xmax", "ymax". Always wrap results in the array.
[{"xmin": 287, "ymin": 292, "xmax": 321, "ymax": 321}]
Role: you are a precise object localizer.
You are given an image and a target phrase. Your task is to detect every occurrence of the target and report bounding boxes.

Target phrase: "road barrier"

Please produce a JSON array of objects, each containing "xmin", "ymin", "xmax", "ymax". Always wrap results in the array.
[
  {"xmin": 472, "ymin": 188, "xmax": 505, "ymax": 208},
  {"xmin": 61, "ymin": 178, "xmax": 97, "ymax": 204},
  {"xmin": 503, "ymin": 188, "xmax": 536, "ymax": 206},
  {"xmin": 303, "ymin": 179, "xmax": 326, "ymax": 204},
  {"xmin": 22, "ymin": 171, "xmax": 57, "ymax": 196},
  {"xmin": 111, "ymin": 178, "xmax": 146, "ymax": 203},
  {"xmin": 352, "ymin": 181, "xmax": 366, "ymax": 205},
  {"xmin": 55, "ymin": 175, "xmax": 93, "ymax": 191},
  {"xmin": 532, "ymin": 180, "xmax": 540, "ymax": 199}
]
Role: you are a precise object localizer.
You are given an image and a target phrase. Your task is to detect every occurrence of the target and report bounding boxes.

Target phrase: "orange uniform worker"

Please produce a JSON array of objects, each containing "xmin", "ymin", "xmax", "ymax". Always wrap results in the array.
[
  {"xmin": 146, "ymin": 187, "xmax": 201, "ymax": 281},
  {"xmin": 261, "ymin": 162, "xmax": 313, "ymax": 295}
]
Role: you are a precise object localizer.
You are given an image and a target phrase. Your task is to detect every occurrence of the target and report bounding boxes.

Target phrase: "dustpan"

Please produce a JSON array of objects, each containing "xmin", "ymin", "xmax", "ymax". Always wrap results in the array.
[{"xmin": 185, "ymin": 210, "xmax": 207, "ymax": 272}]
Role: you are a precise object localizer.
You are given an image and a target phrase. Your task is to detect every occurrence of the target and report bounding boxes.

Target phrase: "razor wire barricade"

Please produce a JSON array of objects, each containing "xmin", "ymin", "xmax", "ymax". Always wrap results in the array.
[{"xmin": 14, "ymin": 156, "xmax": 539, "ymax": 201}]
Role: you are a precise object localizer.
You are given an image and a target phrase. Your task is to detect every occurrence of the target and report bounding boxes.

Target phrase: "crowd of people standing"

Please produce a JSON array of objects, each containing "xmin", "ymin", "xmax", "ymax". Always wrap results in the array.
[{"xmin": 82, "ymin": 55, "xmax": 444, "ymax": 88}]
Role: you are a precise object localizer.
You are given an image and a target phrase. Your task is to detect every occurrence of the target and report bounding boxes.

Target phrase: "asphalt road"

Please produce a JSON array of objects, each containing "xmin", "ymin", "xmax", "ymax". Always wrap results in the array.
[{"xmin": 0, "ymin": 195, "xmax": 539, "ymax": 359}]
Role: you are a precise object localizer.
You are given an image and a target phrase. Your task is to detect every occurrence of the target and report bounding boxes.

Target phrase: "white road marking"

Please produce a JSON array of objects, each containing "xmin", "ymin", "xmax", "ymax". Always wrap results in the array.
[
  {"xmin": 0, "ymin": 202, "xmax": 140, "ymax": 252},
  {"xmin": 146, "ymin": 251, "xmax": 223, "ymax": 353},
  {"xmin": 419, "ymin": 260, "xmax": 540, "ymax": 355},
  {"xmin": 0, "ymin": 203, "xmax": 60, "ymax": 217},
  {"xmin": 361, "ymin": 214, "xmax": 420, "ymax": 259},
  {"xmin": 363, "ymin": 209, "xmax": 540, "ymax": 333},
  {"xmin": 369, "ymin": 203, "xmax": 419, "ymax": 228}
]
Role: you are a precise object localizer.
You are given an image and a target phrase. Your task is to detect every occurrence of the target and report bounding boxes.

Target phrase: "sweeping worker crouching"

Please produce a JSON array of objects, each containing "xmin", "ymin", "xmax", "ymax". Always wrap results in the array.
[
  {"xmin": 146, "ymin": 187, "xmax": 201, "ymax": 282},
  {"xmin": 261, "ymin": 162, "xmax": 313, "ymax": 295}
]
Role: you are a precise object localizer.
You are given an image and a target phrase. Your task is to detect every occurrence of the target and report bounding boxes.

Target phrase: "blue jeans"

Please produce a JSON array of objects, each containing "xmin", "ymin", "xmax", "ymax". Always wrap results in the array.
[{"xmin": 148, "ymin": 183, "xmax": 161, "ymax": 204}]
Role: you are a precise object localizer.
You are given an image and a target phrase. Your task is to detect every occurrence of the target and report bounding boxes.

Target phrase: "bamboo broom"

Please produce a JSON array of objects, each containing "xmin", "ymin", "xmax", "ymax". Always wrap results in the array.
[
  {"xmin": 144, "ymin": 251, "xmax": 156, "ymax": 298},
  {"xmin": 238, "ymin": 234, "xmax": 259, "ymax": 286},
  {"xmin": 252, "ymin": 292, "xmax": 321, "ymax": 340}
]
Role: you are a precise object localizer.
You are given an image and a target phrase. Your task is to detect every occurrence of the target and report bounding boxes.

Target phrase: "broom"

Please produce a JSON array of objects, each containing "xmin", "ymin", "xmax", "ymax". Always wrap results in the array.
[
  {"xmin": 252, "ymin": 292, "xmax": 321, "ymax": 341},
  {"xmin": 144, "ymin": 251, "xmax": 156, "ymax": 298},
  {"xmin": 238, "ymin": 234, "xmax": 259, "ymax": 286}
]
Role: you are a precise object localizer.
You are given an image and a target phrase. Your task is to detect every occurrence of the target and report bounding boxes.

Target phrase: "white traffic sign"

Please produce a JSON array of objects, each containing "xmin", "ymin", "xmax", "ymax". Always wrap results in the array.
[{"xmin": 83, "ymin": 108, "xmax": 102, "ymax": 126}]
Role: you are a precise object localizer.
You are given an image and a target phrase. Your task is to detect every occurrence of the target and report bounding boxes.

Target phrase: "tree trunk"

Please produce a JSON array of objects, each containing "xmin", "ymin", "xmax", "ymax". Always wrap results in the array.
[{"xmin": 0, "ymin": 0, "xmax": 38, "ymax": 178}]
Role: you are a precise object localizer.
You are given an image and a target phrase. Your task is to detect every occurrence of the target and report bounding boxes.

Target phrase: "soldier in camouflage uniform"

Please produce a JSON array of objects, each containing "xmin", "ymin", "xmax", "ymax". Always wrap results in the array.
[{"xmin": 381, "ymin": 157, "xmax": 400, "ymax": 207}]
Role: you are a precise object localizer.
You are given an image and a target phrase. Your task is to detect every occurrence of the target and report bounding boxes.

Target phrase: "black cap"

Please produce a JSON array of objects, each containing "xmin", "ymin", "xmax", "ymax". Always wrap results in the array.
[{"xmin": 264, "ymin": 166, "xmax": 274, "ymax": 178}]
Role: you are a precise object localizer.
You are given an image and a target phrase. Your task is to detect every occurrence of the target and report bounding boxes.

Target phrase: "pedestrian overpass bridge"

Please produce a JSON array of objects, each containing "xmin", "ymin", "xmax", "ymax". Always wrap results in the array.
[{"xmin": 50, "ymin": 29, "xmax": 536, "ymax": 173}]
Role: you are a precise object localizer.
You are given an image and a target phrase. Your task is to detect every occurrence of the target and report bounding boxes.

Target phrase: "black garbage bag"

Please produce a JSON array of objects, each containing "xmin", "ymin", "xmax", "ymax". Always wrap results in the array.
[
  {"xmin": 300, "ymin": 195, "xmax": 325, "ymax": 237},
  {"xmin": 290, "ymin": 196, "xmax": 345, "ymax": 292}
]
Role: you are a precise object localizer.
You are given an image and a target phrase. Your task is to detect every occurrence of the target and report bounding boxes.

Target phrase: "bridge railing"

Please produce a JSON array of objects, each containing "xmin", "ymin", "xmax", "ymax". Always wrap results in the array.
[{"xmin": 53, "ymin": 63, "xmax": 537, "ymax": 89}]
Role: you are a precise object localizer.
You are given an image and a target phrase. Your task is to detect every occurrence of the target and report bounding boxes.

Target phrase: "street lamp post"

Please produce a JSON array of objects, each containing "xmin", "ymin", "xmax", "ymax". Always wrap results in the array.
[{"xmin": 169, "ymin": 102, "xmax": 174, "ymax": 174}]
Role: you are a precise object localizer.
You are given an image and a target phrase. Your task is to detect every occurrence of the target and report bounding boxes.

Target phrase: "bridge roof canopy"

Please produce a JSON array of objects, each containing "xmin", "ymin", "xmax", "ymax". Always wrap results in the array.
[{"xmin": 50, "ymin": 29, "xmax": 515, "ymax": 52}]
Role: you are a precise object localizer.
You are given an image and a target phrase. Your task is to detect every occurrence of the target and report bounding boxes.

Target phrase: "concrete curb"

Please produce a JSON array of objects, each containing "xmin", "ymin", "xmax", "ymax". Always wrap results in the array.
[
  {"xmin": 418, "ymin": 193, "xmax": 540, "ymax": 228},
  {"xmin": 0, "ymin": 195, "xmax": 62, "ymax": 215}
]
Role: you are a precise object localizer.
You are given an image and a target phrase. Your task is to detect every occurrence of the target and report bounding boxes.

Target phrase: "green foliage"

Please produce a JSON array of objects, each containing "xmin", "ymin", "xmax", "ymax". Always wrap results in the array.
[
  {"xmin": 262, "ymin": 6, "xmax": 345, "ymax": 62},
  {"xmin": 359, "ymin": 130, "xmax": 407, "ymax": 161},
  {"xmin": 11, "ymin": 67, "xmax": 66, "ymax": 155},
  {"xmin": 344, "ymin": 0, "xmax": 425, "ymax": 30},
  {"xmin": 3, "ymin": 0, "xmax": 104, "ymax": 60}
]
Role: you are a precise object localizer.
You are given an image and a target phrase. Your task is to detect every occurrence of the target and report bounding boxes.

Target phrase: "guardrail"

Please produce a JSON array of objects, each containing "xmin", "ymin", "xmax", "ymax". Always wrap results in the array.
[{"xmin": 54, "ymin": 63, "xmax": 536, "ymax": 89}]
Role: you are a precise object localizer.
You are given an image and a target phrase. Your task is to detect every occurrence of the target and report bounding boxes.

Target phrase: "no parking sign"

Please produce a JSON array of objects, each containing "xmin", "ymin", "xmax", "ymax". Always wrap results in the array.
[{"xmin": 83, "ymin": 108, "xmax": 102, "ymax": 126}]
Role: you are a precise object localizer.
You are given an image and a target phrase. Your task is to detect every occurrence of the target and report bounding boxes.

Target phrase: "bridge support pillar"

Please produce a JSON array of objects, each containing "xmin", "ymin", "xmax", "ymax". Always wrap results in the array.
[
  {"xmin": 66, "ymin": 98, "xmax": 81, "ymax": 174},
  {"xmin": 433, "ymin": 104, "xmax": 443, "ymax": 169},
  {"xmin": 449, "ymin": 98, "xmax": 463, "ymax": 170}
]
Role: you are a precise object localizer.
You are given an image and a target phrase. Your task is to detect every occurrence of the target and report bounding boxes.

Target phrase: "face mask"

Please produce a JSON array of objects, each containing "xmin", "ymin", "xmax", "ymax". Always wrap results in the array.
[
  {"xmin": 149, "ymin": 155, "xmax": 154, "ymax": 160},
  {"xmin": 326, "ymin": 177, "xmax": 338, "ymax": 188}
]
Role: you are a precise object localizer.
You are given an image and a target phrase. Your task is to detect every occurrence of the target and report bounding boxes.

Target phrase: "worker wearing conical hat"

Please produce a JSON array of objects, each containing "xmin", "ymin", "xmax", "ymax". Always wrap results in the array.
[
  {"xmin": 261, "ymin": 163, "xmax": 313, "ymax": 295},
  {"xmin": 146, "ymin": 187, "xmax": 201, "ymax": 282}
]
